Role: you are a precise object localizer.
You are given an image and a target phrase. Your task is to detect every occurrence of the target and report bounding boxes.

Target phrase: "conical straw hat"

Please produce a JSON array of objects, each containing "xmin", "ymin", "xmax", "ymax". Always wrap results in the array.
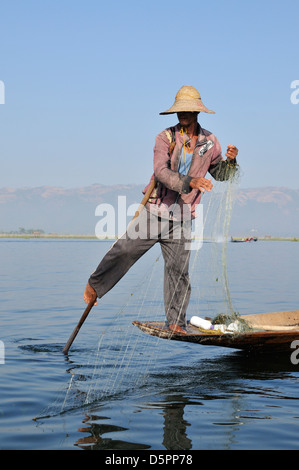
[{"xmin": 160, "ymin": 85, "xmax": 215, "ymax": 115}]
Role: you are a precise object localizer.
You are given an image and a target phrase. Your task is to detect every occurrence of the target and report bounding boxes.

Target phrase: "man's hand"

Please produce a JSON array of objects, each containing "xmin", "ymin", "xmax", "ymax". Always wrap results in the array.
[
  {"xmin": 189, "ymin": 177, "xmax": 213, "ymax": 193},
  {"xmin": 84, "ymin": 282, "xmax": 98, "ymax": 305},
  {"xmin": 225, "ymin": 145, "xmax": 238, "ymax": 160}
]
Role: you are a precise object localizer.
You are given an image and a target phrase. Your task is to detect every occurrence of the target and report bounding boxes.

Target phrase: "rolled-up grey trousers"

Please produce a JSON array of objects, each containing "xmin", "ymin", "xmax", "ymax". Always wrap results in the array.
[{"xmin": 89, "ymin": 209, "xmax": 191, "ymax": 327}]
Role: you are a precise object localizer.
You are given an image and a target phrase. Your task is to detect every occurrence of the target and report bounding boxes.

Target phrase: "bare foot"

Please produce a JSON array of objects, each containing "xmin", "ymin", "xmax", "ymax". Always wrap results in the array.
[
  {"xmin": 169, "ymin": 324, "xmax": 187, "ymax": 334},
  {"xmin": 84, "ymin": 282, "xmax": 98, "ymax": 305}
]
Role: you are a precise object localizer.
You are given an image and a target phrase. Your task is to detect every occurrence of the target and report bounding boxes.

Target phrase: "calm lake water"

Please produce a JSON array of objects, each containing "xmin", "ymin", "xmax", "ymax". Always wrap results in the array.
[{"xmin": 0, "ymin": 238, "xmax": 299, "ymax": 450}]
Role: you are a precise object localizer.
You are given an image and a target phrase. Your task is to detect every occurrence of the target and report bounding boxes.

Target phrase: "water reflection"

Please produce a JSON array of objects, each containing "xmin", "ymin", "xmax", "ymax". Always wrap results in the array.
[
  {"xmin": 71, "ymin": 348, "xmax": 299, "ymax": 450},
  {"xmin": 161, "ymin": 397, "xmax": 192, "ymax": 450},
  {"xmin": 75, "ymin": 414, "xmax": 151, "ymax": 450}
]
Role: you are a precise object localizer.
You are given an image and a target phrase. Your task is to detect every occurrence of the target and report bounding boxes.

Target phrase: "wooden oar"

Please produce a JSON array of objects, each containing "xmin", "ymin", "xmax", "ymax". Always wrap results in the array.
[
  {"xmin": 246, "ymin": 324, "xmax": 299, "ymax": 332},
  {"xmin": 131, "ymin": 178, "xmax": 156, "ymax": 221},
  {"xmin": 62, "ymin": 178, "xmax": 156, "ymax": 354},
  {"xmin": 62, "ymin": 293, "xmax": 97, "ymax": 354}
]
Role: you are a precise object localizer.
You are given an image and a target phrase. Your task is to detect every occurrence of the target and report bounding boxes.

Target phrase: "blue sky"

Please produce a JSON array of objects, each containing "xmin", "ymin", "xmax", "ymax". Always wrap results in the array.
[{"xmin": 0, "ymin": 0, "xmax": 298, "ymax": 189}]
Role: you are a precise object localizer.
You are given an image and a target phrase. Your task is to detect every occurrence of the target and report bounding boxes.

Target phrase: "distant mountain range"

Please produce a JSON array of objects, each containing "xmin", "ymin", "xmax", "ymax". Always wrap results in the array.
[{"xmin": 0, "ymin": 184, "xmax": 298, "ymax": 237}]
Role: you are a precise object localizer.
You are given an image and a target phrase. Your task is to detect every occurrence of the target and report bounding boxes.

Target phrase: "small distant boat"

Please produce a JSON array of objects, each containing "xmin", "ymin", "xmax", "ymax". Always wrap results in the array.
[
  {"xmin": 133, "ymin": 310, "xmax": 299, "ymax": 353},
  {"xmin": 231, "ymin": 237, "xmax": 258, "ymax": 243}
]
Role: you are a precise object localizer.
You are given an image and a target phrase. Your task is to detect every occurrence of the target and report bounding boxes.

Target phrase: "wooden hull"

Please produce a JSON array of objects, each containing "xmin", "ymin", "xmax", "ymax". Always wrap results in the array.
[{"xmin": 132, "ymin": 310, "xmax": 299, "ymax": 353}]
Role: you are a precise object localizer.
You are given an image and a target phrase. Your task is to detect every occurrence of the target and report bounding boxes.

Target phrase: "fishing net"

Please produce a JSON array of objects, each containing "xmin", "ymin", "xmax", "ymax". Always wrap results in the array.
[
  {"xmin": 36, "ymin": 168, "xmax": 243, "ymax": 421},
  {"xmin": 211, "ymin": 313, "xmax": 251, "ymax": 333}
]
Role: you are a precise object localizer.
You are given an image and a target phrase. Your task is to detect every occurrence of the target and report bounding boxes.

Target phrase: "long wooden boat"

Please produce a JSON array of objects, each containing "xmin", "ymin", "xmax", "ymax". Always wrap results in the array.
[
  {"xmin": 132, "ymin": 310, "xmax": 299, "ymax": 353},
  {"xmin": 231, "ymin": 237, "xmax": 258, "ymax": 243}
]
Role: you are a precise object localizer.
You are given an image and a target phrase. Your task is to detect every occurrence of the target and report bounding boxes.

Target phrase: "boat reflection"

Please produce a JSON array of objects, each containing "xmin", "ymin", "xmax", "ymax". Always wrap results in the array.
[{"xmin": 72, "ymin": 350, "xmax": 299, "ymax": 450}]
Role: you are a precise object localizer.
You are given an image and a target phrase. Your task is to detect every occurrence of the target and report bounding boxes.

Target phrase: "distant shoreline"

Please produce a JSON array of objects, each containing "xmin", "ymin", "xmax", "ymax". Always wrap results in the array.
[
  {"xmin": 0, "ymin": 234, "xmax": 298, "ymax": 241},
  {"xmin": 0, "ymin": 233, "xmax": 99, "ymax": 239}
]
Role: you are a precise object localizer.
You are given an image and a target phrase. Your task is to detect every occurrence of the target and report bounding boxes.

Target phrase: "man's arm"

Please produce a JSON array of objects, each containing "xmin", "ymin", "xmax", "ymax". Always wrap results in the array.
[{"xmin": 208, "ymin": 145, "xmax": 239, "ymax": 181}]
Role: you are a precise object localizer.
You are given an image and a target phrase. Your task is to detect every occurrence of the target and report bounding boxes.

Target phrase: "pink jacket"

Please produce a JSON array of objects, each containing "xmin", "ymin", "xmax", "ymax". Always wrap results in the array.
[{"xmin": 143, "ymin": 123, "xmax": 235, "ymax": 220}]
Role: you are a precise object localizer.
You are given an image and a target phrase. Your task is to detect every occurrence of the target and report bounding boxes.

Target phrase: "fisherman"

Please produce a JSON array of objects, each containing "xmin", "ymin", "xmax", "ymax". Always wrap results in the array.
[{"xmin": 84, "ymin": 85, "xmax": 238, "ymax": 334}]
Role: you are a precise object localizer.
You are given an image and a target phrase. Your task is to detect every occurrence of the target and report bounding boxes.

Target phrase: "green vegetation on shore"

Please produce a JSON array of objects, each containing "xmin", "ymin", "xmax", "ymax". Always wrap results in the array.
[{"xmin": 0, "ymin": 233, "xmax": 298, "ymax": 241}]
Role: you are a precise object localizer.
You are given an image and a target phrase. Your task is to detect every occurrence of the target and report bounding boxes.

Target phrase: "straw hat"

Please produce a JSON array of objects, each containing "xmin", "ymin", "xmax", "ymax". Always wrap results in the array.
[{"xmin": 160, "ymin": 85, "xmax": 215, "ymax": 115}]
